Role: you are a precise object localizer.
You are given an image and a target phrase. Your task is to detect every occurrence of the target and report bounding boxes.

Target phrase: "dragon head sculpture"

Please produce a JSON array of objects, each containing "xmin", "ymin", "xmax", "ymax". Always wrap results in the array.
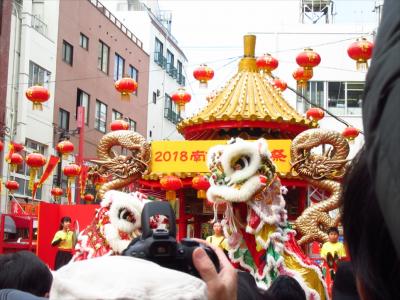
[
  {"xmin": 73, "ymin": 190, "xmax": 149, "ymax": 261},
  {"xmin": 207, "ymin": 138, "xmax": 327, "ymax": 300}
]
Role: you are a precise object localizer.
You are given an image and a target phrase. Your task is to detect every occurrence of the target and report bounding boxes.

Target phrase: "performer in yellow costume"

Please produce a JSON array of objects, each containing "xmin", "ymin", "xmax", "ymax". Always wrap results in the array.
[{"xmin": 51, "ymin": 216, "xmax": 75, "ymax": 270}]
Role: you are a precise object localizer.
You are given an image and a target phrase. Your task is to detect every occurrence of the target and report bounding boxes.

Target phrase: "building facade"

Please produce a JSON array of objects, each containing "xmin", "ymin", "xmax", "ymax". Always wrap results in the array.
[
  {"xmin": 102, "ymin": 0, "xmax": 188, "ymax": 141},
  {"xmin": 1, "ymin": 0, "xmax": 59, "ymax": 212}
]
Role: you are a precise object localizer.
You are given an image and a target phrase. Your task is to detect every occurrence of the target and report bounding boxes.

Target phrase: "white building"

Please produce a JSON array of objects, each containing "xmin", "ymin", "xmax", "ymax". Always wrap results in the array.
[
  {"xmin": 2, "ymin": 0, "xmax": 60, "ymax": 212},
  {"xmin": 102, "ymin": 0, "xmax": 188, "ymax": 141}
]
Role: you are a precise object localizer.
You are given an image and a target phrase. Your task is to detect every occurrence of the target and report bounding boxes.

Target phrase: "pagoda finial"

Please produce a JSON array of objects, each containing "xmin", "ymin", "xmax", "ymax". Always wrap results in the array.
[
  {"xmin": 239, "ymin": 35, "xmax": 257, "ymax": 72},
  {"xmin": 243, "ymin": 35, "xmax": 256, "ymax": 57}
]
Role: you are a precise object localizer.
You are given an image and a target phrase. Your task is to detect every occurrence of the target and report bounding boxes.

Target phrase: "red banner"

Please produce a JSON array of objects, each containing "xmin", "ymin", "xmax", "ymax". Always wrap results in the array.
[{"xmin": 32, "ymin": 155, "xmax": 60, "ymax": 200}]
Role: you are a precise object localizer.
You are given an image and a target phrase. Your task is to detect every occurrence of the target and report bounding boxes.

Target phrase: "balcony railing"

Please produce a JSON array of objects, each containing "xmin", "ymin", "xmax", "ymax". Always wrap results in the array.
[
  {"xmin": 154, "ymin": 52, "xmax": 167, "ymax": 68},
  {"xmin": 88, "ymin": 0, "xmax": 143, "ymax": 49},
  {"xmin": 164, "ymin": 108, "xmax": 182, "ymax": 124},
  {"xmin": 177, "ymin": 73, "xmax": 186, "ymax": 86},
  {"xmin": 31, "ymin": 15, "xmax": 48, "ymax": 37},
  {"xmin": 167, "ymin": 64, "xmax": 177, "ymax": 79}
]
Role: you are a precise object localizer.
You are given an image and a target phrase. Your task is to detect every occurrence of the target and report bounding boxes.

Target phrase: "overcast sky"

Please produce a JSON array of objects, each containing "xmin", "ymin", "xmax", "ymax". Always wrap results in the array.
[{"xmin": 156, "ymin": 0, "xmax": 378, "ymax": 116}]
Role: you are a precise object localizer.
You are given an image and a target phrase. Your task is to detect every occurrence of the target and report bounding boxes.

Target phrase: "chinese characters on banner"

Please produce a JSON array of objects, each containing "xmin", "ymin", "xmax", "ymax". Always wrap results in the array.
[{"xmin": 150, "ymin": 140, "xmax": 292, "ymax": 174}]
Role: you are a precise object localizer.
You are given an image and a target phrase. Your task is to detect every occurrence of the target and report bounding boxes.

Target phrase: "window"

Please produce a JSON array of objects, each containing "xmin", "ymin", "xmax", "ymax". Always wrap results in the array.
[
  {"xmin": 80, "ymin": 33, "xmax": 89, "ymax": 50},
  {"xmin": 128, "ymin": 65, "xmax": 138, "ymax": 94},
  {"xmin": 164, "ymin": 93, "xmax": 181, "ymax": 124},
  {"xmin": 304, "ymin": 81, "xmax": 324, "ymax": 111},
  {"xmin": 98, "ymin": 40, "xmax": 110, "ymax": 74},
  {"xmin": 177, "ymin": 60, "xmax": 185, "ymax": 86},
  {"xmin": 328, "ymin": 81, "xmax": 346, "ymax": 115},
  {"xmin": 95, "ymin": 100, "xmax": 107, "ymax": 133},
  {"xmin": 59, "ymin": 109, "xmax": 70, "ymax": 131},
  {"xmin": 112, "ymin": 109, "xmax": 123, "ymax": 121},
  {"xmin": 154, "ymin": 38, "xmax": 164, "ymax": 66},
  {"xmin": 62, "ymin": 40, "xmax": 73, "ymax": 65},
  {"xmin": 29, "ymin": 61, "xmax": 51, "ymax": 87},
  {"xmin": 114, "ymin": 53, "xmax": 125, "ymax": 81},
  {"xmin": 166, "ymin": 50, "xmax": 175, "ymax": 77},
  {"xmin": 305, "ymin": 80, "xmax": 364, "ymax": 116},
  {"xmin": 76, "ymin": 89, "xmax": 90, "ymax": 124},
  {"xmin": 152, "ymin": 92, "xmax": 157, "ymax": 104},
  {"xmin": 128, "ymin": 119, "xmax": 136, "ymax": 131}
]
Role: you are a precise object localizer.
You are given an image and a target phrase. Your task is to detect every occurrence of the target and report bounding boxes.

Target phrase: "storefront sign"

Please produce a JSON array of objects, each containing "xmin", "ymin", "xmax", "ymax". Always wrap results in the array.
[{"xmin": 150, "ymin": 140, "xmax": 292, "ymax": 173}]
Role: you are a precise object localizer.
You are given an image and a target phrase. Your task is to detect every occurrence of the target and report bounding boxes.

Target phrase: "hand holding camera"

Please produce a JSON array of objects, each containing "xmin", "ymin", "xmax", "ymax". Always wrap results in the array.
[{"xmin": 122, "ymin": 201, "xmax": 220, "ymax": 278}]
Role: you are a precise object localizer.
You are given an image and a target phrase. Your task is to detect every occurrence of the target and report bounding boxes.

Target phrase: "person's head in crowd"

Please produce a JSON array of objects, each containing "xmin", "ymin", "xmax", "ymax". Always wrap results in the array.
[
  {"xmin": 0, "ymin": 251, "xmax": 53, "ymax": 297},
  {"xmin": 341, "ymin": 149, "xmax": 400, "ymax": 300},
  {"xmin": 327, "ymin": 227, "xmax": 339, "ymax": 243},
  {"xmin": 267, "ymin": 275, "xmax": 306, "ymax": 300},
  {"xmin": 59, "ymin": 216, "xmax": 71, "ymax": 231},
  {"xmin": 332, "ymin": 261, "xmax": 360, "ymax": 300},
  {"xmin": 212, "ymin": 222, "xmax": 223, "ymax": 236}
]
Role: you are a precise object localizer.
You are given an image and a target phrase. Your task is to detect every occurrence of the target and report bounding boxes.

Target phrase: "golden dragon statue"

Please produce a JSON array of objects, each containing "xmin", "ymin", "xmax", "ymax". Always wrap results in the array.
[
  {"xmin": 291, "ymin": 128, "xmax": 350, "ymax": 246},
  {"xmin": 89, "ymin": 130, "xmax": 151, "ymax": 200}
]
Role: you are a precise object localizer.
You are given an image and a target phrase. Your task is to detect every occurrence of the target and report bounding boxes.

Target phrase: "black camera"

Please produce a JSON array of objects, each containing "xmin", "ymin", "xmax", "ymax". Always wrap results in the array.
[{"xmin": 122, "ymin": 201, "xmax": 220, "ymax": 278}]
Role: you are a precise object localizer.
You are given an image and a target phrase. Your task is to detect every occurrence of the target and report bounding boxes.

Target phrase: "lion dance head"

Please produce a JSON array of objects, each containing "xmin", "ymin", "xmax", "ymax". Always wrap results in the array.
[{"xmin": 207, "ymin": 138, "xmax": 328, "ymax": 300}]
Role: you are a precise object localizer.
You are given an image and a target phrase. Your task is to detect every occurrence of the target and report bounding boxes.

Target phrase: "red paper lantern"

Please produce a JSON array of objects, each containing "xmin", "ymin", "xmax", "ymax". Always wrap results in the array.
[
  {"xmin": 12, "ymin": 143, "xmax": 24, "ymax": 152},
  {"xmin": 256, "ymin": 53, "xmax": 278, "ymax": 74},
  {"xmin": 293, "ymin": 67, "xmax": 313, "ymax": 88},
  {"xmin": 63, "ymin": 164, "xmax": 81, "ymax": 179},
  {"xmin": 192, "ymin": 175, "xmax": 210, "ymax": 199},
  {"xmin": 114, "ymin": 77, "xmax": 138, "ymax": 101},
  {"xmin": 160, "ymin": 175, "xmax": 183, "ymax": 201},
  {"xmin": 110, "ymin": 119, "xmax": 129, "ymax": 131},
  {"xmin": 84, "ymin": 194, "xmax": 95, "ymax": 202},
  {"xmin": 347, "ymin": 37, "xmax": 374, "ymax": 71},
  {"xmin": 25, "ymin": 85, "xmax": 50, "ymax": 110},
  {"xmin": 171, "ymin": 88, "xmax": 191, "ymax": 112},
  {"xmin": 26, "ymin": 153, "xmax": 46, "ymax": 190},
  {"xmin": 296, "ymin": 48, "xmax": 321, "ymax": 77},
  {"xmin": 5, "ymin": 180, "xmax": 19, "ymax": 194},
  {"xmin": 193, "ymin": 64, "xmax": 214, "ymax": 88},
  {"xmin": 9, "ymin": 153, "xmax": 24, "ymax": 172},
  {"xmin": 342, "ymin": 127, "xmax": 360, "ymax": 141},
  {"xmin": 306, "ymin": 108, "xmax": 325, "ymax": 122},
  {"xmin": 273, "ymin": 78, "xmax": 287, "ymax": 92},
  {"xmin": 51, "ymin": 187, "xmax": 64, "ymax": 201},
  {"xmin": 56, "ymin": 140, "xmax": 74, "ymax": 158}
]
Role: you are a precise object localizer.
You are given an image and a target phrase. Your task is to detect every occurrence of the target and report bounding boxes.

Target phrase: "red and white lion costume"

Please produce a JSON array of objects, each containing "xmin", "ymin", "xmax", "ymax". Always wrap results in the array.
[{"xmin": 73, "ymin": 190, "xmax": 149, "ymax": 261}]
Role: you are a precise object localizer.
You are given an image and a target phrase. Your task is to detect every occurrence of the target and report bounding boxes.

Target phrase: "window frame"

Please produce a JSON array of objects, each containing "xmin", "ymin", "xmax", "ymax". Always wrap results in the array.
[
  {"xmin": 62, "ymin": 40, "xmax": 73, "ymax": 66},
  {"xmin": 128, "ymin": 65, "xmax": 138, "ymax": 95},
  {"xmin": 29, "ymin": 61, "xmax": 51, "ymax": 87},
  {"xmin": 76, "ymin": 89, "xmax": 90, "ymax": 125},
  {"xmin": 114, "ymin": 53, "xmax": 125, "ymax": 81},
  {"xmin": 128, "ymin": 118, "xmax": 136, "ymax": 131},
  {"xmin": 95, "ymin": 100, "xmax": 107, "ymax": 133},
  {"xmin": 59, "ymin": 108, "xmax": 70, "ymax": 131},
  {"xmin": 98, "ymin": 40, "xmax": 110, "ymax": 74},
  {"xmin": 112, "ymin": 109, "xmax": 123, "ymax": 122},
  {"xmin": 79, "ymin": 33, "xmax": 89, "ymax": 50}
]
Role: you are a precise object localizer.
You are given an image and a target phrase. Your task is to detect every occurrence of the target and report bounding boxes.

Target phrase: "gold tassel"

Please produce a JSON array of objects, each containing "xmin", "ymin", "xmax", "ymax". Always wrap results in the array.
[
  {"xmin": 166, "ymin": 190, "xmax": 176, "ymax": 201},
  {"xmin": 121, "ymin": 92, "xmax": 131, "ymax": 102},
  {"xmin": 32, "ymin": 102, "xmax": 43, "ymax": 110},
  {"xmin": 356, "ymin": 60, "xmax": 368, "ymax": 71},
  {"xmin": 28, "ymin": 168, "xmax": 37, "ymax": 190},
  {"xmin": 197, "ymin": 190, "xmax": 206, "ymax": 199}
]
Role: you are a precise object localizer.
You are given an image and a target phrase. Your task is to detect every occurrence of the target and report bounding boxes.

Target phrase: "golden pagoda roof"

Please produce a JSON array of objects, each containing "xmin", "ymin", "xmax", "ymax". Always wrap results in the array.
[{"xmin": 177, "ymin": 35, "xmax": 315, "ymax": 135}]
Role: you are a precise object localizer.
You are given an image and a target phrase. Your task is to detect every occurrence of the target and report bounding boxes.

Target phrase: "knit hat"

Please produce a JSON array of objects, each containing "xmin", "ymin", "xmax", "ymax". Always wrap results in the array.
[{"xmin": 49, "ymin": 256, "xmax": 207, "ymax": 300}]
